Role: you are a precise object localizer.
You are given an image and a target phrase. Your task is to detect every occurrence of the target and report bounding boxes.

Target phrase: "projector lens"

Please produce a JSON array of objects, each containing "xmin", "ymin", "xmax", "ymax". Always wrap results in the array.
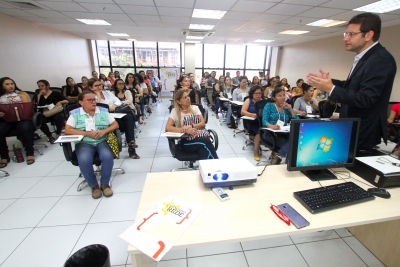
[{"xmin": 213, "ymin": 173, "xmax": 229, "ymax": 181}]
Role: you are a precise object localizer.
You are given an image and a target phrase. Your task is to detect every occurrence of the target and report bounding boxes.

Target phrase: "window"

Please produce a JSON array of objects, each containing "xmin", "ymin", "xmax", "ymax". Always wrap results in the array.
[
  {"xmin": 99, "ymin": 67, "xmax": 111, "ymax": 77},
  {"xmin": 135, "ymin": 42, "xmax": 157, "ymax": 67},
  {"xmin": 225, "ymin": 45, "xmax": 245, "ymax": 69},
  {"xmin": 109, "ymin": 41, "xmax": 133, "ymax": 67},
  {"xmin": 195, "ymin": 69, "xmax": 203, "ymax": 86},
  {"xmin": 203, "ymin": 44, "xmax": 224, "ymax": 68},
  {"xmin": 246, "ymin": 46, "xmax": 266, "ymax": 69},
  {"xmin": 158, "ymin": 42, "xmax": 180, "ymax": 67},
  {"xmin": 97, "ymin": 40, "xmax": 110, "ymax": 66}
]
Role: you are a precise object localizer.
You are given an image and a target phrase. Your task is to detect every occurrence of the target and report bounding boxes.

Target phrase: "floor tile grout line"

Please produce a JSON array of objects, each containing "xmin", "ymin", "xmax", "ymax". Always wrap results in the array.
[
  {"xmin": 290, "ymin": 236, "xmax": 311, "ymax": 267},
  {"xmin": 341, "ymin": 235, "xmax": 385, "ymax": 267},
  {"xmin": 0, "ymin": 227, "xmax": 35, "ymax": 266},
  {"xmin": 239, "ymin": 242, "xmax": 251, "ymax": 267}
]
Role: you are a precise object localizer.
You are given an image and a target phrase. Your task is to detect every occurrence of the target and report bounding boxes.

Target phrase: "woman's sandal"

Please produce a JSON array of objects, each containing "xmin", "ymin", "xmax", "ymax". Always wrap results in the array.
[
  {"xmin": 128, "ymin": 142, "xmax": 140, "ymax": 159},
  {"xmin": 0, "ymin": 158, "xmax": 10, "ymax": 168},
  {"xmin": 139, "ymin": 117, "xmax": 144, "ymax": 124},
  {"xmin": 130, "ymin": 153, "xmax": 140, "ymax": 159},
  {"xmin": 227, "ymin": 124, "xmax": 232, "ymax": 128},
  {"xmin": 27, "ymin": 157, "xmax": 35, "ymax": 165}
]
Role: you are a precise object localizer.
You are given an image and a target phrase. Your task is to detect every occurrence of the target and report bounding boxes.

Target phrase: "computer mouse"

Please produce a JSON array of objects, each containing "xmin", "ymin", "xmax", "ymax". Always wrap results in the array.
[{"xmin": 368, "ymin": 188, "xmax": 391, "ymax": 199}]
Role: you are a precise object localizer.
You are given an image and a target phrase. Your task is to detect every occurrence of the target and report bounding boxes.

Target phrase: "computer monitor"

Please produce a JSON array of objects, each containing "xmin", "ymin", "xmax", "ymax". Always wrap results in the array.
[{"xmin": 287, "ymin": 118, "xmax": 360, "ymax": 181}]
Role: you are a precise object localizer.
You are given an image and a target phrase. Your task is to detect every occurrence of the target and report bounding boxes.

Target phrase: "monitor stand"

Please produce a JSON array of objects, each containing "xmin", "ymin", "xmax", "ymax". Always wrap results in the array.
[{"xmin": 301, "ymin": 169, "xmax": 337, "ymax": 181}]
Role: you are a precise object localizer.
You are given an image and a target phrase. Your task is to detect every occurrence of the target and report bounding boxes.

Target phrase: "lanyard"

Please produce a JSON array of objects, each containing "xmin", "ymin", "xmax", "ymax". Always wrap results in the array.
[{"xmin": 274, "ymin": 104, "xmax": 285, "ymax": 125}]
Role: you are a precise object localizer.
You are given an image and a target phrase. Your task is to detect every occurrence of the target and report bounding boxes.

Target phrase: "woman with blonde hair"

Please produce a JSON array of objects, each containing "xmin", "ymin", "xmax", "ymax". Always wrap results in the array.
[{"xmin": 166, "ymin": 89, "xmax": 218, "ymax": 160}]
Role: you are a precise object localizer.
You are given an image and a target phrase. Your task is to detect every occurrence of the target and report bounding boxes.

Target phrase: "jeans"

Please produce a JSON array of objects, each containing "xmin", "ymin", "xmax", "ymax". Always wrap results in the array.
[
  {"xmin": 264, "ymin": 132, "xmax": 290, "ymax": 157},
  {"xmin": 0, "ymin": 120, "xmax": 35, "ymax": 158},
  {"xmin": 75, "ymin": 141, "xmax": 114, "ymax": 188},
  {"xmin": 180, "ymin": 137, "xmax": 219, "ymax": 160},
  {"xmin": 116, "ymin": 112, "xmax": 136, "ymax": 143},
  {"xmin": 40, "ymin": 112, "xmax": 64, "ymax": 137}
]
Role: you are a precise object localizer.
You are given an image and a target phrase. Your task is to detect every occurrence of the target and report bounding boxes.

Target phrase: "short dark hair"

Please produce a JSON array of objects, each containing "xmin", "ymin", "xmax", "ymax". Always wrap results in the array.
[
  {"xmin": 349, "ymin": 12, "xmax": 381, "ymax": 41},
  {"xmin": 296, "ymin": 78, "xmax": 304, "ymax": 84},
  {"xmin": 134, "ymin": 73, "xmax": 144, "ymax": 84},
  {"xmin": 302, "ymin": 83, "xmax": 313, "ymax": 92},
  {"xmin": 271, "ymin": 87, "xmax": 285, "ymax": 99},
  {"xmin": 248, "ymin": 85, "xmax": 262, "ymax": 99},
  {"xmin": 78, "ymin": 91, "xmax": 95, "ymax": 101},
  {"xmin": 238, "ymin": 76, "xmax": 248, "ymax": 82},
  {"xmin": 139, "ymin": 70, "xmax": 145, "ymax": 74}
]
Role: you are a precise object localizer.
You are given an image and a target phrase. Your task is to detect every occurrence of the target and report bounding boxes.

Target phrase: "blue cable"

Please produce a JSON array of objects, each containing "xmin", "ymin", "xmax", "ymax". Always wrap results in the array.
[{"xmin": 182, "ymin": 142, "xmax": 214, "ymax": 159}]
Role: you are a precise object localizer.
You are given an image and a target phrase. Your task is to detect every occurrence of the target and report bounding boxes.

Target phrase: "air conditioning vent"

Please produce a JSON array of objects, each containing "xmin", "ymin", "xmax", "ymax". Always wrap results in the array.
[
  {"xmin": 4, "ymin": 1, "xmax": 43, "ymax": 9},
  {"xmin": 181, "ymin": 29, "xmax": 215, "ymax": 37}
]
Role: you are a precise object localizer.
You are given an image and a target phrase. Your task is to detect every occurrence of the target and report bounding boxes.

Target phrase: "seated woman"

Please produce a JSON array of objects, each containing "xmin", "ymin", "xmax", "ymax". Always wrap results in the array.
[
  {"xmin": 215, "ymin": 76, "xmax": 232, "ymax": 120},
  {"xmin": 264, "ymin": 77, "xmax": 278, "ymax": 99},
  {"xmin": 241, "ymin": 86, "xmax": 263, "ymax": 161},
  {"xmin": 166, "ymin": 89, "xmax": 218, "ymax": 160},
  {"xmin": 0, "ymin": 77, "xmax": 35, "ymax": 167},
  {"xmin": 65, "ymin": 91, "xmax": 118, "ymax": 199},
  {"xmin": 37, "ymin": 79, "xmax": 69, "ymax": 144},
  {"xmin": 107, "ymin": 72, "xmax": 116, "ymax": 87},
  {"xmin": 249, "ymin": 76, "xmax": 260, "ymax": 87},
  {"xmin": 213, "ymin": 75, "xmax": 225, "ymax": 119},
  {"xmin": 226, "ymin": 76, "xmax": 249, "ymax": 128},
  {"xmin": 388, "ymin": 103, "xmax": 400, "ymax": 123},
  {"xmin": 262, "ymin": 87, "xmax": 298, "ymax": 165},
  {"xmin": 293, "ymin": 83, "xmax": 319, "ymax": 116},
  {"xmin": 99, "ymin": 73, "xmax": 111, "ymax": 91},
  {"xmin": 112, "ymin": 78, "xmax": 138, "ymax": 118},
  {"xmin": 292, "ymin": 79, "xmax": 304, "ymax": 96},
  {"xmin": 176, "ymin": 75, "xmax": 199, "ymax": 104},
  {"xmin": 63, "ymin": 77, "xmax": 82, "ymax": 103},
  {"xmin": 88, "ymin": 78, "xmax": 140, "ymax": 159},
  {"xmin": 125, "ymin": 73, "xmax": 144, "ymax": 124},
  {"xmin": 81, "ymin": 76, "xmax": 89, "ymax": 91},
  {"xmin": 132, "ymin": 74, "xmax": 145, "ymax": 122}
]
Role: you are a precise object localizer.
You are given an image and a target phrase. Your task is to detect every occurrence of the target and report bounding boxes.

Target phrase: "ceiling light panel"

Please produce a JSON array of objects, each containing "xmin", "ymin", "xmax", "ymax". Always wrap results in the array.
[
  {"xmin": 192, "ymin": 9, "xmax": 227, "ymax": 19},
  {"xmin": 76, "ymin": 19, "xmax": 111, "ymax": 25},
  {"xmin": 189, "ymin": 24, "xmax": 215, "ymax": 30},
  {"xmin": 354, "ymin": 0, "xmax": 400, "ymax": 13},
  {"xmin": 307, "ymin": 19, "xmax": 347, "ymax": 27},
  {"xmin": 254, "ymin": 39, "xmax": 274, "ymax": 43},
  {"xmin": 186, "ymin": 36, "xmax": 204, "ymax": 39},
  {"xmin": 279, "ymin": 30, "xmax": 309, "ymax": 35},
  {"xmin": 185, "ymin": 40, "xmax": 200, "ymax": 43},
  {"xmin": 107, "ymin": 33, "xmax": 129, "ymax": 36}
]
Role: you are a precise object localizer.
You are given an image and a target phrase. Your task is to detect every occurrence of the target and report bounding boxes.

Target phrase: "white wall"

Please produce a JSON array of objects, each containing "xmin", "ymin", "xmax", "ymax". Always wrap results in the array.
[
  {"xmin": 277, "ymin": 24, "xmax": 400, "ymax": 101},
  {"xmin": 0, "ymin": 14, "xmax": 92, "ymax": 91}
]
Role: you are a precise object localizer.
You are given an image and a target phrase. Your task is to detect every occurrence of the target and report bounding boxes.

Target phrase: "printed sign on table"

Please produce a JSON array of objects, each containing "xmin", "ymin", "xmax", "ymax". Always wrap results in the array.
[
  {"xmin": 160, "ymin": 68, "xmax": 180, "ymax": 96},
  {"xmin": 120, "ymin": 195, "xmax": 202, "ymax": 261}
]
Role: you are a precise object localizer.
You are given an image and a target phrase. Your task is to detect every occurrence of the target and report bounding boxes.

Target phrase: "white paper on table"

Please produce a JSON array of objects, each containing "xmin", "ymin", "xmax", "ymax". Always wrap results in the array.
[
  {"xmin": 37, "ymin": 104, "xmax": 50, "ymax": 109},
  {"xmin": 120, "ymin": 195, "xmax": 202, "ymax": 262},
  {"xmin": 263, "ymin": 126, "xmax": 290, "ymax": 133},
  {"xmin": 109, "ymin": 113, "xmax": 126, "ymax": 119},
  {"xmin": 306, "ymin": 114, "xmax": 320, "ymax": 118},
  {"xmin": 356, "ymin": 156, "xmax": 400, "ymax": 175},
  {"xmin": 219, "ymin": 97, "xmax": 230, "ymax": 102},
  {"xmin": 47, "ymin": 103, "xmax": 55, "ymax": 110},
  {"xmin": 230, "ymin": 101, "xmax": 243, "ymax": 106},
  {"xmin": 160, "ymin": 132, "xmax": 184, "ymax": 137},
  {"xmin": 241, "ymin": 116, "xmax": 256, "ymax": 120},
  {"xmin": 227, "ymin": 93, "xmax": 232, "ymax": 99},
  {"xmin": 54, "ymin": 135, "xmax": 84, "ymax": 143}
]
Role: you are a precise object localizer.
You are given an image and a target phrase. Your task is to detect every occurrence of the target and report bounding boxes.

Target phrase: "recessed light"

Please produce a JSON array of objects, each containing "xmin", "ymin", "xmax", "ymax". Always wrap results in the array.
[
  {"xmin": 107, "ymin": 33, "xmax": 129, "ymax": 37},
  {"xmin": 192, "ymin": 9, "xmax": 227, "ymax": 19},
  {"xmin": 76, "ymin": 19, "xmax": 110, "ymax": 25},
  {"xmin": 186, "ymin": 36, "xmax": 204, "ymax": 39},
  {"xmin": 354, "ymin": 0, "xmax": 400, "ymax": 13},
  {"xmin": 189, "ymin": 24, "xmax": 215, "ymax": 30},
  {"xmin": 254, "ymin": 39, "xmax": 274, "ymax": 43},
  {"xmin": 307, "ymin": 19, "xmax": 347, "ymax": 27},
  {"xmin": 185, "ymin": 40, "xmax": 200, "ymax": 43},
  {"xmin": 279, "ymin": 30, "xmax": 309, "ymax": 35}
]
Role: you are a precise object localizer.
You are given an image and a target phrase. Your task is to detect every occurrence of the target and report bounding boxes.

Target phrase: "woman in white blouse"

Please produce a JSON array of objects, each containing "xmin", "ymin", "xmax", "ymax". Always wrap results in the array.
[{"xmin": 88, "ymin": 78, "xmax": 139, "ymax": 159}]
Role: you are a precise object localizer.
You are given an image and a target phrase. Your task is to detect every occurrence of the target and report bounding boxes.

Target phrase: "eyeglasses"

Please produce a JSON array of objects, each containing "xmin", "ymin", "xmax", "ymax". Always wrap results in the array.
[
  {"xmin": 253, "ymin": 92, "xmax": 262, "ymax": 95},
  {"xmin": 86, "ymin": 98, "xmax": 96, "ymax": 103},
  {"xmin": 343, "ymin": 32, "xmax": 363, "ymax": 38},
  {"xmin": 270, "ymin": 204, "xmax": 290, "ymax": 226}
]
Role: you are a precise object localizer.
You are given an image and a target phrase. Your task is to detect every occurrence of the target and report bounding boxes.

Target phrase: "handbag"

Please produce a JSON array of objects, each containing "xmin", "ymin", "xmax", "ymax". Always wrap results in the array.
[
  {"xmin": 43, "ymin": 105, "xmax": 63, "ymax": 117},
  {"xmin": 106, "ymin": 132, "xmax": 119, "ymax": 158},
  {"xmin": 114, "ymin": 104, "xmax": 131, "ymax": 113},
  {"xmin": 0, "ymin": 102, "xmax": 34, "ymax": 123}
]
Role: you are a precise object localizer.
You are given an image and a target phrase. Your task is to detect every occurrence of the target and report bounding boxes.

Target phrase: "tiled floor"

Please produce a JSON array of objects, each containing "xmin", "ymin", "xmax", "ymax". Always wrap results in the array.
[{"xmin": 0, "ymin": 98, "xmax": 392, "ymax": 267}]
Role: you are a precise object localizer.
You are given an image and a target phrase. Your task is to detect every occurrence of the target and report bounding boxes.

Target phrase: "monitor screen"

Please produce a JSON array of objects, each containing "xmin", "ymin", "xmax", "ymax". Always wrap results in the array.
[{"xmin": 287, "ymin": 118, "xmax": 360, "ymax": 181}]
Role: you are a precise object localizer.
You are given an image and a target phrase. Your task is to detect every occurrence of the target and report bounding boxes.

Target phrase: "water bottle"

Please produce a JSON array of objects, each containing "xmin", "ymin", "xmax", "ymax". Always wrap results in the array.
[{"xmin": 13, "ymin": 143, "xmax": 24, "ymax": 163}]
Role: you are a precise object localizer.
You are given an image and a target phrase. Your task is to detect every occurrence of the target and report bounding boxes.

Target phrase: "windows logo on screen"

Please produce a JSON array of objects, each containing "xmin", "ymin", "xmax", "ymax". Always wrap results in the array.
[{"xmin": 317, "ymin": 136, "xmax": 333, "ymax": 152}]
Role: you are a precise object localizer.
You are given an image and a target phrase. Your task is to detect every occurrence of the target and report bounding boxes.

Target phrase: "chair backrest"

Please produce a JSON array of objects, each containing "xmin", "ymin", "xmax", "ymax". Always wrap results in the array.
[
  {"xmin": 50, "ymin": 87, "xmax": 63, "ymax": 95},
  {"xmin": 256, "ymin": 99, "xmax": 273, "ymax": 127},
  {"xmin": 318, "ymin": 100, "xmax": 327, "ymax": 118},
  {"xmin": 291, "ymin": 95, "xmax": 301, "ymax": 108}
]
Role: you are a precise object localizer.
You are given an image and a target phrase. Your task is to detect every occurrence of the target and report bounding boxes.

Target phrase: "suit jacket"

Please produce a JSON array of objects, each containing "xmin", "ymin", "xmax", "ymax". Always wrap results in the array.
[{"xmin": 330, "ymin": 43, "xmax": 397, "ymax": 149}]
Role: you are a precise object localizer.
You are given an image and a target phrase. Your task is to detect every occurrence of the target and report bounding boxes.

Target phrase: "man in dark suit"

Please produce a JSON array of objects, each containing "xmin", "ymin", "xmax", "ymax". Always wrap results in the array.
[{"xmin": 307, "ymin": 13, "xmax": 397, "ymax": 150}]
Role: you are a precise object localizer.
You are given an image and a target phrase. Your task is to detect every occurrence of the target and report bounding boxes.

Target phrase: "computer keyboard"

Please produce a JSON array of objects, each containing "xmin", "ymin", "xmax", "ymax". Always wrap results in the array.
[{"xmin": 293, "ymin": 182, "xmax": 375, "ymax": 214}]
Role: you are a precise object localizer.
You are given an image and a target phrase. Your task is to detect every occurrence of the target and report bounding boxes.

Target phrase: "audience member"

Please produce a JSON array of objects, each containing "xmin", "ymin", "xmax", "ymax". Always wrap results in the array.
[
  {"xmin": 0, "ymin": 77, "xmax": 35, "ymax": 167},
  {"xmin": 63, "ymin": 77, "xmax": 82, "ymax": 103},
  {"xmin": 232, "ymin": 71, "xmax": 240, "ymax": 88},
  {"xmin": 214, "ymin": 76, "xmax": 226, "ymax": 118},
  {"xmin": 250, "ymin": 76, "xmax": 260, "ymax": 87},
  {"xmin": 37, "ymin": 79, "xmax": 68, "ymax": 144},
  {"xmin": 226, "ymin": 76, "xmax": 249, "ymax": 128},
  {"xmin": 264, "ymin": 77, "xmax": 278, "ymax": 98},
  {"xmin": 206, "ymin": 71, "xmax": 217, "ymax": 107},
  {"xmin": 114, "ymin": 70, "xmax": 121, "ymax": 79},
  {"xmin": 189, "ymin": 73, "xmax": 200, "ymax": 91},
  {"xmin": 92, "ymin": 71, "xmax": 98, "ymax": 80},
  {"xmin": 88, "ymin": 78, "xmax": 140, "ymax": 159},
  {"xmin": 241, "ymin": 85, "xmax": 263, "ymax": 161},
  {"xmin": 166, "ymin": 89, "xmax": 218, "ymax": 160},
  {"xmin": 292, "ymin": 79, "xmax": 304, "ymax": 96},
  {"xmin": 107, "ymin": 72, "xmax": 116, "ymax": 86},
  {"xmin": 81, "ymin": 76, "xmax": 89, "ymax": 91},
  {"xmin": 262, "ymin": 87, "xmax": 298, "ymax": 165},
  {"xmin": 388, "ymin": 103, "xmax": 400, "ymax": 123},
  {"xmin": 99, "ymin": 73, "xmax": 110, "ymax": 90},
  {"xmin": 112, "ymin": 79, "xmax": 136, "ymax": 113},
  {"xmin": 65, "ymin": 91, "xmax": 118, "ymax": 199},
  {"xmin": 293, "ymin": 83, "xmax": 319, "ymax": 116}
]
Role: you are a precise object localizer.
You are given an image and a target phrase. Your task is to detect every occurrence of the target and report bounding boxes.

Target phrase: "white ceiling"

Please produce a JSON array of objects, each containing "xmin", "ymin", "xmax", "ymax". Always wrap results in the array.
[{"xmin": 1, "ymin": 0, "xmax": 400, "ymax": 46}]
